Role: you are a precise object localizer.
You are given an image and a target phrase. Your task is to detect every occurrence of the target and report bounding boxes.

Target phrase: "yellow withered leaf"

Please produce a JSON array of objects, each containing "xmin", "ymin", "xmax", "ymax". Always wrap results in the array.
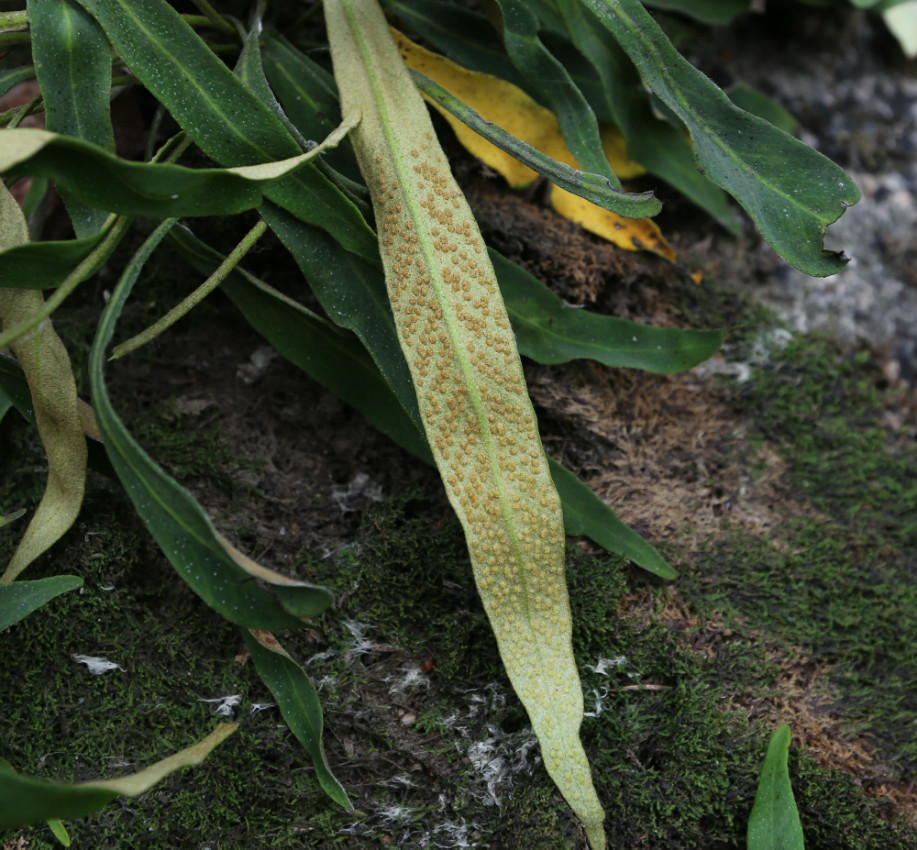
[
  {"xmin": 394, "ymin": 30, "xmax": 672, "ymax": 260},
  {"xmin": 394, "ymin": 31, "xmax": 541, "ymax": 187},
  {"xmin": 600, "ymin": 124, "xmax": 644, "ymax": 181},
  {"xmin": 0, "ymin": 182, "xmax": 88, "ymax": 585},
  {"xmin": 551, "ymin": 186, "xmax": 676, "ymax": 260},
  {"xmin": 87, "ymin": 723, "xmax": 237, "ymax": 796},
  {"xmin": 325, "ymin": 1, "xmax": 606, "ymax": 846}
]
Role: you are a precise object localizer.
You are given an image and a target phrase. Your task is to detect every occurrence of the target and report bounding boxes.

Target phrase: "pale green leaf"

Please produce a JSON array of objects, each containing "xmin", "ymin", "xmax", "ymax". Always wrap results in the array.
[
  {"xmin": 325, "ymin": 0, "xmax": 606, "ymax": 844},
  {"xmin": 0, "ymin": 724, "xmax": 237, "ymax": 828},
  {"xmin": 0, "ymin": 183, "xmax": 87, "ymax": 584}
]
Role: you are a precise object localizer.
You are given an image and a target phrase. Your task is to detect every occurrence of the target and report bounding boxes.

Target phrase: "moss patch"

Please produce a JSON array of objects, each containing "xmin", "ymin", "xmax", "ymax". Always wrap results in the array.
[
  {"xmin": 5, "ymin": 352, "xmax": 917, "ymax": 847},
  {"xmin": 682, "ymin": 335, "xmax": 917, "ymax": 777},
  {"xmin": 731, "ymin": 336, "xmax": 917, "ymax": 544}
]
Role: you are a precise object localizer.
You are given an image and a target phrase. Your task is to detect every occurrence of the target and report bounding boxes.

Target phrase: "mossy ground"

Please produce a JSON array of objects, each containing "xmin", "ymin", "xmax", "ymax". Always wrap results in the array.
[
  {"xmin": 2, "ymin": 101, "xmax": 915, "ymax": 850},
  {"xmin": 3, "ymin": 315, "xmax": 915, "ymax": 848},
  {"xmin": 681, "ymin": 336, "xmax": 917, "ymax": 778}
]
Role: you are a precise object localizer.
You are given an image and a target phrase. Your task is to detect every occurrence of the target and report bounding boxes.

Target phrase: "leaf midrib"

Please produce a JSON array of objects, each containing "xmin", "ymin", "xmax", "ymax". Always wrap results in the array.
[{"xmin": 340, "ymin": 0, "xmax": 535, "ymax": 620}]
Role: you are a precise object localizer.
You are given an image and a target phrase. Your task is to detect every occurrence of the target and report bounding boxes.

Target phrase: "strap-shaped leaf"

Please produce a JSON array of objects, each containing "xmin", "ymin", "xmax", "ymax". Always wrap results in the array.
[
  {"xmin": 71, "ymin": 0, "xmax": 379, "ymax": 264},
  {"xmin": 88, "ymin": 219, "xmax": 335, "ymax": 630},
  {"xmin": 0, "ymin": 124, "xmax": 356, "ymax": 232},
  {"xmin": 234, "ymin": 15, "xmax": 309, "ymax": 152},
  {"xmin": 260, "ymin": 32, "xmax": 343, "ymax": 140},
  {"xmin": 747, "ymin": 725, "xmax": 805, "ymax": 850},
  {"xmin": 244, "ymin": 630, "xmax": 352, "ymax": 809},
  {"xmin": 324, "ymin": 0, "xmax": 606, "ymax": 844},
  {"xmin": 0, "ymin": 216, "xmax": 125, "ymax": 291},
  {"xmin": 490, "ymin": 0, "xmax": 658, "ymax": 220},
  {"xmin": 389, "ymin": 0, "xmax": 734, "ymax": 231},
  {"xmin": 262, "ymin": 201, "xmax": 426, "ymax": 435},
  {"xmin": 491, "ymin": 249, "xmax": 721, "ymax": 372},
  {"xmin": 260, "ymin": 32, "xmax": 363, "ymax": 183},
  {"xmin": 488, "ymin": 0, "xmax": 612, "ymax": 181},
  {"xmin": 237, "ymin": 29, "xmax": 369, "ymax": 216},
  {"xmin": 28, "ymin": 0, "xmax": 114, "ymax": 237},
  {"xmin": 405, "ymin": 67, "xmax": 665, "ymax": 250},
  {"xmin": 581, "ymin": 0, "xmax": 860, "ymax": 276},
  {"xmin": 0, "ymin": 575, "xmax": 83, "ymax": 630},
  {"xmin": 225, "ymin": 19, "xmax": 714, "ymax": 374},
  {"xmin": 548, "ymin": 460, "xmax": 674, "ymax": 579},
  {"xmin": 0, "ymin": 724, "xmax": 237, "ymax": 829},
  {"xmin": 47, "ymin": 819, "xmax": 70, "ymax": 845},
  {"xmin": 553, "ymin": 0, "xmax": 738, "ymax": 232},
  {"xmin": 408, "ymin": 69, "xmax": 661, "ymax": 225},
  {"xmin": 0, "ymin": 183, "xmax": 87, "ymax": 584}
]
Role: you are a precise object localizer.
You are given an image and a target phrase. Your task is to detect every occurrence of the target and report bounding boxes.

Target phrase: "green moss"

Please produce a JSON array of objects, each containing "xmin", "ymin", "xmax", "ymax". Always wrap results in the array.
[
  {"xmin": 321, "ymin": 489, "xmax": 506, "ymax": 686},
  {"xmin": 676, "ymin": 335, "xmax": 917, "ymax": 776},
  {"xmin": 566, "ymin": 553, "xmax": 751, "ymax": 846},
  {"xmin": 792, "ymin": 752, "xmax": 913, "ymax": 850},
  {"xmin": 3, "ymin": 350, "xmax": 915, "ymax": 848},
  {"xmin": 0, "ymin": 413, "xmax": 337, "ymax": 847},
  {"xmin": 730, "ymin": 336, "xmax": 917, "ymax": 544},
  {"xmin": 496, "ymin": 783, "xmax": 576, "ymax": 848},
  {"xmin": 567, "ymin": 550, "xmax": 913, "ymax": 848},
  {"xmin": 129, "ymin": 398, "xmax": 246, "ymax": 494},
  {"xmin": 674, "ymin": 272, "xmax": 782, "ymax": 354}
]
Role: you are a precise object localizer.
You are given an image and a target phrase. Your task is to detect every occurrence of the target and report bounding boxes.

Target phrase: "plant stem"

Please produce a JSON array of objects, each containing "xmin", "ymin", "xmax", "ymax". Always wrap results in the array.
[
  {"xmin": 0, "ymin": 136, "xmax": 193, "ymax": 350},
  {"xmin": 111, "ymin": 219, "xmax": 268, "ymax": 359},
  {"xmin": 0, "ymin": 10, "xmax": 28, "ymax": 30},
  {"xmin": 187, "ymin": 0, "xmax": 237, "ymax": 35},
  {"xmin": 2, "ymin": 94, "xmax": 42, "ymax": 128}
]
